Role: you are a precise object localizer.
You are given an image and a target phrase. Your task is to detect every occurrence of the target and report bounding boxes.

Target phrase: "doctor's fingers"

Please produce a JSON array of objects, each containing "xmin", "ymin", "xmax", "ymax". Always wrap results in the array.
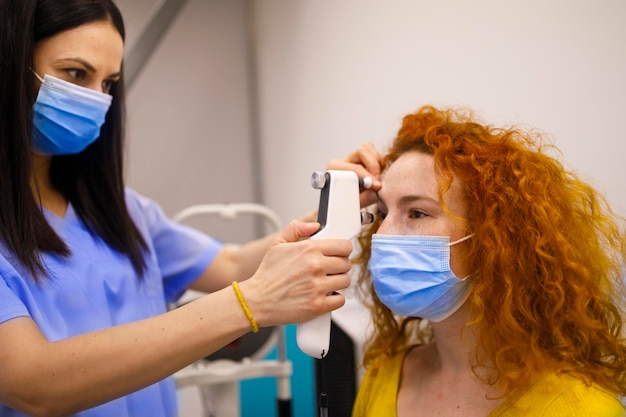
[
  {"xmin": 271, "ymin": 221, "xmax": 354, "ymax": 257},
  {"xmin": 273, "ymin": 220, "xmax": 321, "ymax": 245},
  {"xmin": 328, "ymin": 142, "xmax": 384, "ymax": 183},
  {"xmin": 307, "ymin": 275, "xmax": 349, "ymax": 314},
  {"xmin": 263, "ymin": 273, "xmax": 349, "ymax": 325},
  {"xmin": 321, "ymin": 272, "xmax": 352, "ymax": 295},
  {"xmin": 348, "ymin": 142, "xmax": 383, "ymax": 175},
  {"xmin": 272, "ymin": 231, "xmax": 353, "ymax": 258},
  {"xmin": 307, "ymin": 253, "xmax": 353, "ymax": 277},
  {"xmin": 287, "ymin": 273, "xmax": 350, "ymax": 316},
  {"xmin": 272, "ymin": 243, "xmax": 352, "ymax": 282},
  {"xmin": 256, "ymin": 239, "xmax": 352, "ymax": 292},
  {"xmin": 305, "ymin": 280, "xmax": 350, "ymax": 316}
]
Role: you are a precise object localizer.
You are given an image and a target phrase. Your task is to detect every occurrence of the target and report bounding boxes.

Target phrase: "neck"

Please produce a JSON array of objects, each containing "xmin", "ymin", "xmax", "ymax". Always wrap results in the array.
[
  {"xmin": 30, "ymin": 154, "xmax": 52, "ymax": 198},
  {"xmin": 401, "ymin": 302, "xmax": 506, "ymax": 416},
  {"xmin": 428, "ymin": 302, "xmax": 484, "ymax": 374},
  {"xmin": 30, "ymin": 153, "xmax": 68, "ymax": 217}
]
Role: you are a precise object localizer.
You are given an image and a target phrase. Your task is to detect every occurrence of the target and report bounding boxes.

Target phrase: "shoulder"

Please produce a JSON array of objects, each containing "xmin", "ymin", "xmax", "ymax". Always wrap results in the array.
[
  {"xmin": 122, "ymin": 187, "xmax": 168, "ymax": 228},
  {"xmin": 0, "ymin": 251, "xmax": 32, "ymax": 324},
  {"xmin": 123, "ymin": 187, "xmax": 155, "ymax": 213},
  {"xmin": 367, "ymin": 345, "xmax": 415, "ymax": 377},
  {"xmin": 353, "ymin": 345, "xmax": 418, "ymax": 417},
  {"xmin": 505, "ymin": 373, "xmax": 625, "ymax": 417},
  {"xmin": 548, "ymin": 374, "xmax": 625, "ymax": 416}
]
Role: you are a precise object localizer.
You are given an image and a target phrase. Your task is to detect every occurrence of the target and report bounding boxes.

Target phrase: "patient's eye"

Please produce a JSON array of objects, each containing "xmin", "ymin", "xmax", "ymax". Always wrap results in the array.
[{"xmin": 409, "ymin": 209, "xmax": 427, "ymax": 219}]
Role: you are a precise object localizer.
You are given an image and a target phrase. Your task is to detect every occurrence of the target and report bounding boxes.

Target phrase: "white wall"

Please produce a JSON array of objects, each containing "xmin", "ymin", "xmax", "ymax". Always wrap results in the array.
[
  {"xmin": 252, "ymin": 0, "xmax": 626, "ymax": 223},
  {"xmin": 119, "ymin": 0, "xmax": 259, "ymax": 244},
  {"xmin": 118, "ymin": 0, "xmax": 626, "ymax": 278}
]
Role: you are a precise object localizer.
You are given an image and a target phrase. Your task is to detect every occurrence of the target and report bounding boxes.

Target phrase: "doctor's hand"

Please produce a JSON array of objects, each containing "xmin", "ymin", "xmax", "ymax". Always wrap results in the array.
[
  {"xmin": 238, "ymin": 220, "xmax": 352, "ymax": 327},
  {"xmin": 326, "ymin": 142, "xmax": 383, "ymax": 208}
]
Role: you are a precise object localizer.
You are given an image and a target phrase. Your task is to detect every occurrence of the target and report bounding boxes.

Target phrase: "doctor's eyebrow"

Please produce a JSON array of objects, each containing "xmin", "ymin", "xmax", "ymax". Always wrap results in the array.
[{"xmin": 56, "ymin": 57, "xmax": 121, "ymax": 78}]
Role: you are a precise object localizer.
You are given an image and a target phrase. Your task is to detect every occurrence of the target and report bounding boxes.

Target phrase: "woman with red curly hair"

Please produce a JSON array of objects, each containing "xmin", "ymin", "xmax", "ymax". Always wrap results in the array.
[{"xmin": 342, "ymin": 105, "xmax": 626, "ymax": 416}]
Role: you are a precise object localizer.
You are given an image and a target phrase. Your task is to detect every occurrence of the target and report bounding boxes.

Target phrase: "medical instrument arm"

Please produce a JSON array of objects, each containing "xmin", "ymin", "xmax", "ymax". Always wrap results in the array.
[
  {"xmin": 0, "ymin": 220, "xmax": 351, "ymax": 417},
  {"xmin": 187, "ymin": 209, "xmax": 318, "ymax": 294},
  {"xmin": 188, "ymin": 142, "xmax": 381, "ymax": 296}
]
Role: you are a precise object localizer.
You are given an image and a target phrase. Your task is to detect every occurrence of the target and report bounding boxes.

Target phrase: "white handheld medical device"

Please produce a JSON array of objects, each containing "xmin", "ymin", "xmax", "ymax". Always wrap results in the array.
[{"xmin": 296, "ymin": 170, "xmax": 370, "ymax": 359}]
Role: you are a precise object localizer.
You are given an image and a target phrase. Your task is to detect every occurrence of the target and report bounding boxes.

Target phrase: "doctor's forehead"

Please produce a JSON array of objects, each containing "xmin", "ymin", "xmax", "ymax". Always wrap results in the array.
[{"xmin": 34, "ymin": 20, "xmax": 124, "ymax": 73}]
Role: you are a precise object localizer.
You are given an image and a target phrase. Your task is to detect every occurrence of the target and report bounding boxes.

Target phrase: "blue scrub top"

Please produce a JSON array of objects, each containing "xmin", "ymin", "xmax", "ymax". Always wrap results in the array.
[{"xmin": 0, "ymin": 188, "xmax": 222, "ymax": 417}]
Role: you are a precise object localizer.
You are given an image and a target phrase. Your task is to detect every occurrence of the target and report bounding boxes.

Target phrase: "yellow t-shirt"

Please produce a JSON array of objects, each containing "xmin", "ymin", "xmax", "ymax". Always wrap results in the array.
[{"xmin": 352, "ymin": 347, "xmax": 625, "ymax": 417}]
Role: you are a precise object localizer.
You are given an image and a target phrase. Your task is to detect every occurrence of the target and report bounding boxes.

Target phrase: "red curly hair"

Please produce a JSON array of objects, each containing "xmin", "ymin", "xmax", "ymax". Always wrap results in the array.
[{"xmin": 355, "ymin": 105, "xmax": 626, "ymax": 397}]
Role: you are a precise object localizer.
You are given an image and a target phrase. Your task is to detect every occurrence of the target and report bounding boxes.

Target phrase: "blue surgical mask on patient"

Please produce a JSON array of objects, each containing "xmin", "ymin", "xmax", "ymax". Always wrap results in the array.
[
  {"xmin": 32, "ymin": 72, "xmax": 112, "ymax": 155},
  {"xmin": 369, "ymin": 233, "xmax": 474, "ymax": 322}
]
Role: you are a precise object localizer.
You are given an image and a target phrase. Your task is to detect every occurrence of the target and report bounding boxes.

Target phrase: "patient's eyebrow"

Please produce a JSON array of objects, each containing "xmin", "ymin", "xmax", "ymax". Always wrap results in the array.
[{"xmin": 398, "ymin": 195, "xmax": 437, "ymax": 206}]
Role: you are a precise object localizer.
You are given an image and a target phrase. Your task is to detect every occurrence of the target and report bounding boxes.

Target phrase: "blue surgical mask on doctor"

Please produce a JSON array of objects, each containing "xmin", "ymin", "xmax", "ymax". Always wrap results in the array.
[
  {"xmin": 369, "ymin": 233, "xmax": 474, "ymax": 322},
  {"xmin": 32, "ymin": 72, "xmax": 112, "ymax": 155}
]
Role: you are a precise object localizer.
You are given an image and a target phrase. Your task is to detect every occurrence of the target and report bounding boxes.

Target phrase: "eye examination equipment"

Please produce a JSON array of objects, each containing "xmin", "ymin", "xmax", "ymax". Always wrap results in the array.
[
  {"xmin": 296, "ymin": 170, "xmax": 371, "ymax": 417},
  {"xmin": 296, "ymin": 170, "xmax": 370, "ymax": 360},
  {"xmin": 170, "ymin": 173, "xmax": 369, "ymax": 417}
]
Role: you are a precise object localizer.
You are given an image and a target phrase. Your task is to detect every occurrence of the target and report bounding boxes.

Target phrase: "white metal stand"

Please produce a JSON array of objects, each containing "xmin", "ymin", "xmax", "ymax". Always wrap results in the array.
[{"xmin": 172, "ymin": 204, "xmax": 291, "ymax": 417}]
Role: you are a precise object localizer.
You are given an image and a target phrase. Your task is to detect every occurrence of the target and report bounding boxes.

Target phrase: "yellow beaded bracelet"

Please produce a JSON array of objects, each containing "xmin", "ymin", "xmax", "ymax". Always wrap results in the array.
[{"xmin": 231, "ymin": 281, "xmax": 259, "ymax": 333}]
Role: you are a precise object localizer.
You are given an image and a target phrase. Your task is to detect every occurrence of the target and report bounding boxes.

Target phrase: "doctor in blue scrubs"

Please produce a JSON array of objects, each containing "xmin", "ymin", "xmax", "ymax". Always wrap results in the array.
[{"xmin": 0, "ymin": 0, "xmax": 384, "ymax": 416}]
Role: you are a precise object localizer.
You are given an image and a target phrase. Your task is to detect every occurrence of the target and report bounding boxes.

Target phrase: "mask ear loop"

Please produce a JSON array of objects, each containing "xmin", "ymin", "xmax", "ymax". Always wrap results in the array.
[
  {"xmin": 449, "ymin": 233, "xmax": 475, "ymax": 281},
  {"xmin": 30, "ymin": 68, "xmax": 45, "ymax": 83},
  {"xmin": 449, "ymin": 233, "xmax": 475, "ymax": 247}
]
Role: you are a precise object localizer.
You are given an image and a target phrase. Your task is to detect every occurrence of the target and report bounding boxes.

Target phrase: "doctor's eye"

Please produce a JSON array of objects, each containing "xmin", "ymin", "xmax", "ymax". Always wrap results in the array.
[
  {"xmin": 102, "ymin": 79, "xmax": 117, "ymax": 94},
  {"xmin": 66, "ymin": 68, "xmax": 87, "ymax": 81}
]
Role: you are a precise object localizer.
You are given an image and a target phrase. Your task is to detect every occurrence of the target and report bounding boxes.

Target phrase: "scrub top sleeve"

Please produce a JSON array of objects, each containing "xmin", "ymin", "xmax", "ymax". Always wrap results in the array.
[
  {"xmin": 0, "ymin": 258, "xmax": 31, "ymax": 324},
  {"xmin": 125, "ymin": 189, "xmax": 223, "ymax": 303}
]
